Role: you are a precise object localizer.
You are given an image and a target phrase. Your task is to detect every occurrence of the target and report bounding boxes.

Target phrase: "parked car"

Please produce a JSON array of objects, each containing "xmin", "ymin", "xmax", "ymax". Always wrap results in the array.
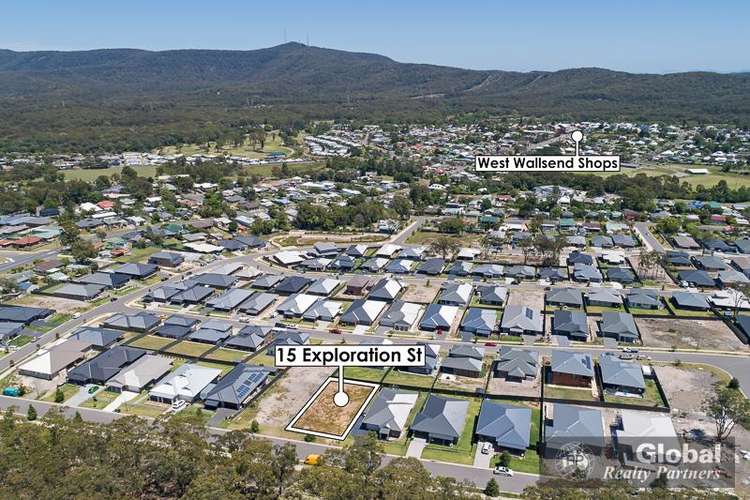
[
  {"xmin": 171, "ymin": 400, "xmax": 187, "ymax": 411},
  {"xmin": 481, "ymin": 442, "xmax": 493, "ymax": 455},
  {"xmin": 329, "ymin": 327, "xmax": 342, "ymax": 335},
  {"xmin": 304, "ymin": 454, "xmax": 322, "ymax": 466},
  {"xmin": 493, "ymin": 466, "xmax": 514, "ymax": 477}
]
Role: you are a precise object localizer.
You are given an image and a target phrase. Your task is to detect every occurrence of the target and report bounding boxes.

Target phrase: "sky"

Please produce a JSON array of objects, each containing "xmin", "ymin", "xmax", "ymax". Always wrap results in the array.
[{"xmin": 2, "ymin": 1, "xmax": 748, "ymax": 74}]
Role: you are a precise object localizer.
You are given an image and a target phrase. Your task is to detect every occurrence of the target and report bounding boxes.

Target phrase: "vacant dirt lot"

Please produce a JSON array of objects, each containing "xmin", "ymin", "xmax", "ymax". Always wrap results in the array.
[
  {"xmin": 12, "ymin": 294, "xmax": 86, "ymax": 315},
  {"xmin": 487, "ymin": 373, "xmax": 541, "ymax": 398},
  {"xmin": 628, "ymin": 255, "xmax": 674, "ymax": 286},
  {"xmin": 253, "ymin": 366, "xmax": 334, "ymax": 430},
  {"xmin": 400, "ymin": 281, "xmax": 441, "ymax": 304},
  {"xmin": 656, "ymin": 364, "xmax": 722, "ymax": 413},
  {"xmin": 506, "ymin": 286, "xmax": 544, "ymax": 311},
  {"xmin": 637, "ymin": 318, "xmax": 746, "ymax": 351},
  {"xmin": 292, "ymin": 379, "xmax": 375, "ymax": 437}
]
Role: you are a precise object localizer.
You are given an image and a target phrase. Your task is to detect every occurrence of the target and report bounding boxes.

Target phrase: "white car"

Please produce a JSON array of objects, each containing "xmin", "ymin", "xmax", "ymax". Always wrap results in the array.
[
  {"xmin": 171, "ymin": 400, "xmax": 187, "ymax": 411},
  {"xmin": 481, "ymin": 442, "xmax": 493, "ymax": 455},
  {"xmin": 493, "ymin": 466, "xmax": 514, "ymax": 477}
]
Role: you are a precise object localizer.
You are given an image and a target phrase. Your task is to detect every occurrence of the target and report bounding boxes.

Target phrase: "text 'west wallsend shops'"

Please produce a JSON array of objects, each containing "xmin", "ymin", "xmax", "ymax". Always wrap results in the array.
[{"xmin": 476, "ymin": 155, "xmax": 621, "ymax": 172}]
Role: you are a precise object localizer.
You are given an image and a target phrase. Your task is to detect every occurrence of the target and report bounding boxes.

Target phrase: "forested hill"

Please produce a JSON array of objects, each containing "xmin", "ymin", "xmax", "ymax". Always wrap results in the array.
[{"xmin": 1, "ymin": 42, "xmax": 749, "ymax": 152}]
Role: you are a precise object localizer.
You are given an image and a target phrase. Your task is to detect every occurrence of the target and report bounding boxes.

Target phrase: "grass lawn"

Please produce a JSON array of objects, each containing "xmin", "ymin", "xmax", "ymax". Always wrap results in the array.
[
  {"xmin": 405, "ymin": 230, "xmax": 481, "ymax": 247},
  {"xmin": 113, "ymin": 285, "xmax": 138, "ymax": 296},
  {"xmin": 64, "ymin": 165, "xmax": 158, "ymax": 181},
  {"xmin": 492, "ymin": 449, "xmax": 541, "ymax": 474},
  {"xmin": 585, "ymin": 305, "xmax": 625, "ymax": 315},
  {"xmin": 40, "ymin": 383, "xmax": 79, "ymax": 403},
  {"xmin": 343, "ymin": 366, "xmax": 387, "ymax": 383},
  {"xmin": 9, "ymin": 335, "xmax": 34, "ymax": 348},
  {"xmin": 421, "ymin": 396, "xmax": 481, "ymax": 465},
  {"xmin": 544, "ymin": 384, "xmax": 597, "ymax": 402},
  {"xmin": 155, "ymin": 131, "xmax": 295, "ymax": 159},
  {"xmin": 598, "ymin": 163, "xmax": 750, "ymax": 189},
  {"xmin": 128, "ymin": 335, "xmax": 173, "ymax": 351},
  {"xmin": 115, "ymin": 247, "xmax": 160, "ymax": 263},
  {"xmin": 44, "ymin": 313, "xmax": 73, "ymax": 328},
  {"xmin": 118, "ymin": 391, "xmax": 168, "ymax": 417},
  {"xmin": 627, "ymin": 306, "xmax": 672, "ymax": 317},
  {"xmin": 382, "ymin": 368, "xmax": 436, "ymax": 389},
  {"xmin": 665, "ymin": 302, "xmax": 715, "ymax": 318},
  {"xmin": 81, "ymin": 389, "xmax": 119, "ymax": 410},
  {"xmin": 247, "ymin": 353, "xmax": 276, "ymax": 367},
  {"xmin": 196, "ymin": 360, "xmax": 236, "ymax": 375},
  {"xmin": 165, "ymin": 340, "xmax": 213, "ymax": 358},
  {"xmin": 604, "ymin": 379, "xmax": 667, "ymax": 407},
  {"xmin": 204, "ymin": 347, "xmax": 249, "ymax": 363}
]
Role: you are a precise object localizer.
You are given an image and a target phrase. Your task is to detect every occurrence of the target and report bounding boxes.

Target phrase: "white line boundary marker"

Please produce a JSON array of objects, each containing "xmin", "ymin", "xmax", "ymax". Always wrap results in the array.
[{"xmin": 285, "ymin": 377, "xmax": 379, "ymax": 441}]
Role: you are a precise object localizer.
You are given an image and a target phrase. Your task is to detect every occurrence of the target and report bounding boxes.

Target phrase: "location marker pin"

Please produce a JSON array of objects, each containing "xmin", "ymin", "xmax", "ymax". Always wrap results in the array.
[{"xmin": 571, "ymin": 130, "xmax": 583, "ymax": 156}]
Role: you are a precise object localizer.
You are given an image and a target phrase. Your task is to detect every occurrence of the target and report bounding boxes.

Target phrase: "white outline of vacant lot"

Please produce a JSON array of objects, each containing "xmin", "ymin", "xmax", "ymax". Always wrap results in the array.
[{"xmin": 286, "ymin": 377, "xmax": 379, "ymax": 441}]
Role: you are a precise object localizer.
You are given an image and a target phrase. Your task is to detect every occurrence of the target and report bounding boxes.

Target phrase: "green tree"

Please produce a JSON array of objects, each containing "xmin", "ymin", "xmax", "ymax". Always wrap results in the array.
[
  {"xmin": 703, "ymin": 386, "xmax": 750, "ymax": 441},
  {"xmin": 54, "ymin": 387, "xmax": 65, "ymax": 403},
  {"xmin": 484, "ymin": 478, "xmax": 500, "ymax": 497},
  {"xmin": 26, "ymin": 405, "xmax": 37, "ymax": 421}
]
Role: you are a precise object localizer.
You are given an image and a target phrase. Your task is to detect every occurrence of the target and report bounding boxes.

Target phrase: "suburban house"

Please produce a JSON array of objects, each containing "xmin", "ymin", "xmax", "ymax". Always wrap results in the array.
[
  {"xmin": 500, "ymin": 305, "xmax": 543, "ymax": 336},
  {"xmin": 475, "ymin": 400, "xmax": 532, "ymax": 453},
  {"xmin": 302, "ymin": 299, "xmax": 343, "ymax": 322},
  {"xmin": 68, "ymin": 346, "xmax": 146, "ymax": 385},
  {"xmin": 105, "ymin": 354, "xmax": 173, "ymax": 393},
  {"xmin": 572, "ymin": 263, "xmax": 603, "ymax": 283},
  {"xmin": 379, "ymin": 300, "xmax": 422, "ymax": 331},
  {"xmin": 437, "ymin": 283, "xmax": 473, "ymax": 307},
  {"xmin": 410, "ymin": 395, "xmax": 469, "ymax": 445},
  {"xmin": 549, "ymin": 351, "xmax": 594, "ymax": 387},
  {"xmin": 224, "ymin": 325, "xmax": 271, "ymax": 352},
  {"xmin": 307, "ymin": 277, "xmax": 342, "ymax": 296},
  {"xmin": 360, "ymin": 388, "xmax": 419, "ymax": 439},
  {"xmin": 476, "ymin": 285, "xmax": 508, "ymax": 306},
  {"xmin": 552, "ymin": 310, "xmax": 588, "ymax": 341},
  {"xmin": 102, "ymin": 312, "xmax": 160, "ymax": 333},
  {"xmin": 149, "ymin": 363, "xmax": 222, "ymax": 404},
  {"xmin": 614, "ymin": 411, "xmax": 679, "ymax": 464},
  {"xmin": 206, "ymin": 288, "xmax": 254, "ymax": 311},
  {"xmin": 239, "ymin": 292, "xmax": 277, "ymax": 316},
  {"xmin": 493, "ymin": 347, "xmax": 539, "ymax": 382},
  {"xmin": 544, "ymin": 404, "xmax": 605, "ymax": 456},
  {"xmin": 401, "ymin": 343, "xmax": 439, "ymax": 375},
  {"xmin": 340, "ymin": 299, "xmax": 387, "ymax": 325},
  {"xmin": 460, "ymin": 307, "xmax": 498, "ymax": 337},
  {"xmin": 598, "ymin": 353, "xmax": 645, "ymax": 396},
  {"xmin": 419, "ymin": 304, "xmax": 459, "ymax": 332},
  {"xmin": 368, "ymin": 278, "xmax": 405, "ymax": 301},
  {"xmin": 69, "ymin": 327, "xmax": 122, "ymax": 349},
  {"xmin": 585, "ymin": 289, "xmax": 623, "ymax": 308},
  {"xmin": 545, "ymin": 288, "xmax": 583, "ymax": 309},
  {"xmin": 18, "ymin": 339, "xmax": 91, "ymax": 380},
  {"xmin": 671, "ymin": 291, "xmax": 711, "ymax": 311},
  {"xmin": 599, "ymin": 312, "xmax": 640, "ymax": 343},
  {"xmin": 148, "ymin": 251, "xmax": 184, "ymax": 268},
  {"xmin": 202, "ymin": 364, "xmax": 271, "ymax": 410},
  {"xmin": 440, "ymin": 344, "xmax": 485, "ymax": 378},
  {"xmin": 625, "ymin": 289, "xmax": 662, "ymax": 310},
  {"xmin": 276, "ymin": 293, "xmax": 318, "ymax": 318}
]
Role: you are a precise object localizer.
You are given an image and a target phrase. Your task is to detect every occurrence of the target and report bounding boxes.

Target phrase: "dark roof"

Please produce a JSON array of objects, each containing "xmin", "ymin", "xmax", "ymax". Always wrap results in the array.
[
  {"xmin": 599, "ymin": 353, "xmax": 645, "ymax": 391},
  {"xmin": 606, "ymin": 267, "xmax": 636, "ymax": 284},
  {"xmin": 274, "ymin": 276, "xmax": 311, "ymax": 294},
  {"xmin": 476, "ymin": 401, "xmax": 531, "ymax": 451},
  {"xmin": 495, "ymin": 347, "xmax": 538, "ymax": 379},
  {"xmin": 202, "ymin": 364, "xmax": 270, "ymax": 409},
  {"xmin": 417, "ymin": 258, "xmax": 445, "ymax": 275},
  {"xmin": 410, "ymin": 395, "xmax": 469, "ymax": 441},
  {"xmin": 189, "ymin": 273, "xmax": 238, "ymax": 289},
  {"xmin": 677, "ymin": 270, "xmax": 716, "ymax": 287},
  {"xmin": 599, "ymin": 312, "xmax": 639, "ymax": 341},
  {"xmin": 170, "ymin": 285, "xmax": 214, "ymax": 304},
  {"xmin": 546, "ymin": 288, "xmax": 583, "ymax": 307},
  {"xmin": 102, "ymin": 312, "xmax": 160, "ymax": 332},
  {"xmin": 69, "ymin": 327, "xmax": 122, "ymax": 348},
  {"xmin": 567, "ymin": 251, "xmax": 593, "ymax": 265},
  {"xmin": 551, "ymin": 350, "xmax": 593, "ymax": 377},
  {"xmin": 77, "ymin": 271, "xmax": 130, "ymax": 288},
  {"xmin": 111, "ymin": 262, "xmax": 158, "ymax": 278},
  {"xmin": 0, "ymin": 305, "xmax": 53, "ymax": 324},
  {"xmin": 156, "ymin": 324, "xmax": 192, "ymax": 339},
  {"xmin": 552, "ymin": 310, "xmax": 588, "ymax": 337},
  {"xmin": 68, "ymin": 346, "xmax": 146, "ymax": 384},
  {"xmin": 671, "ymin": 291, "xmax": 710, "ymax": 310}
]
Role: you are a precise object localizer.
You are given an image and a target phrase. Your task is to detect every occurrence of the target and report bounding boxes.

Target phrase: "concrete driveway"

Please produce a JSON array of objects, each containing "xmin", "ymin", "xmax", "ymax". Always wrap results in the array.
[
  {"xmin": 406, "ymin": 437, "xmax": 427, "ymax": 458},
  {"xmin": 66, "ymin": 384, "xmax": 97, "ymax": 407},
  {"xmin": 103, "ymin": 390, "xmax": 139, "ymax": 412},
  {"xmin": 473, "ymin": 442, "xmax": 493, "ymax": 468}
]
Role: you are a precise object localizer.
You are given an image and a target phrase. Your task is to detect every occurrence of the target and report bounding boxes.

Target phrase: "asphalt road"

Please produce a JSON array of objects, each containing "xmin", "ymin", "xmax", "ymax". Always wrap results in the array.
[
  {"xmin": 0, "ymin": 395, "xmax": 538, "ymax": 493},
  {"xmin": 634, "ymin": 222, "xmax": 665, "ymax": 253}
]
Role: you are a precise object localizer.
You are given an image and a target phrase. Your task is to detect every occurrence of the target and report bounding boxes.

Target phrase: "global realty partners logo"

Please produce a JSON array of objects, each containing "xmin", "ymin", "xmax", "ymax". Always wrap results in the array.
[
  {"xmin": 542, "ymin": 437, "xmax": 735, "ymax": 489},
  {"xmin": 475, "ymin": 130, "xmax": 621, "ymax": 173},
  {"xmin": 553, "ymin": 442, "xmax": 599, "ymax": 479}
]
